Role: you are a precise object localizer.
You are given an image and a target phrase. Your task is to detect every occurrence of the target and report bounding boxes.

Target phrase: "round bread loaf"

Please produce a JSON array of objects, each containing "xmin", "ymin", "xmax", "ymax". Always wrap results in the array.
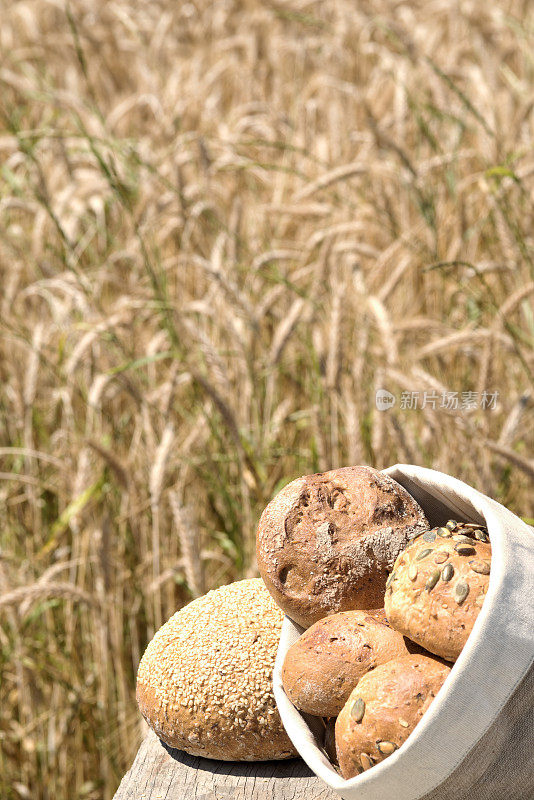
[
  {"xmin": 136, "ymin": 579, "xmax": 297, "ymax": 760},
  {"xmin": 281, "ymin": 609, "xmax": 411, "ymax": 717},
  {"xmin": 384, "ymin": 520, "xmax": 491, "ymax": 661},
  {"xmin": 335, "ymin": 654, "xmax": 451, "ymax": 779},
  {"xmin": 257, "ymin": 466, "xmax": 428, "ymax": 628}
]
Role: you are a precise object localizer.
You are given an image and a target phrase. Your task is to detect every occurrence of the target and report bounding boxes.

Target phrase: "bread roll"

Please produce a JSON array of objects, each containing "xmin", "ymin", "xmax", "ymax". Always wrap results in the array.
[
  {"xmin": 282, "ymin": 609, "xmax": 411, "ymax": 717},
  {"xmin": 136, "ymin": 579, "xmax": 297, "ymax": 760},
  {"xmin": 257, "ymin": 466, "xmax": 428, "ymax": 628},
  {"xmin": 384, "ymin": 521, "xmax": 491, "ymax": 661},
  {"xmin": 335, "ymin": 654, "xmax": 450, "ymax": 779}
]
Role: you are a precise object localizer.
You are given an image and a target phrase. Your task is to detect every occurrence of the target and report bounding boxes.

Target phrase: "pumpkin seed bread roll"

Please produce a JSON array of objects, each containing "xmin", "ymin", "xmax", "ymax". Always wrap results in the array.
[
  {"xmin": 384, "ymin": 521, "xmax": 491, "ymax": 661},
  {"xmin": 281, "ymin": 609, "xmax": 412, "ymax": 717},
  {"xmin": 335, "ymin": 654, "xmax": 451, "ymax": 779},
  {"xmin": 257, "ymin": 466, "xmax": 428, "ymax": 628},
  {"xmin": 136, "ymin": 579, "xmax": 297, "ymax": 760}
]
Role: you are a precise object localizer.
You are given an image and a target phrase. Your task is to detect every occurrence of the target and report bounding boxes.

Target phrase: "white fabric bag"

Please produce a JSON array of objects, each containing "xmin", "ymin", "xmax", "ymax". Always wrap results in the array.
[{"xmin": 273, "ymin": 464, "xmax": 534, "ymax": 800}]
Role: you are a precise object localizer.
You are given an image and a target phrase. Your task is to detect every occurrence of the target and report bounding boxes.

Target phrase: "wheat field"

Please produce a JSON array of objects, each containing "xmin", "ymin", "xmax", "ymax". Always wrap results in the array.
[{"xmin": 0, "ymin": 0, "xmax": 533, "ymax": 798}]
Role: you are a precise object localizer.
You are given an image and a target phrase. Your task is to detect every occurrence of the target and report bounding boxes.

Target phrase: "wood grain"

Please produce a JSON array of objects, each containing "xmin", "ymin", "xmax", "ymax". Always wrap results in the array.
[{"xmin": 113, "ymin": 730, "xmax": 336, "ymax": 800}]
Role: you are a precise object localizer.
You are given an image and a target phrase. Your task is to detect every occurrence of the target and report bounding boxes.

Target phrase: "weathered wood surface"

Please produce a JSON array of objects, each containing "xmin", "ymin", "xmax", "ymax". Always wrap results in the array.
[{"xmin": 114, "ymin": 729, "xmax": 336, "ymax": 800}]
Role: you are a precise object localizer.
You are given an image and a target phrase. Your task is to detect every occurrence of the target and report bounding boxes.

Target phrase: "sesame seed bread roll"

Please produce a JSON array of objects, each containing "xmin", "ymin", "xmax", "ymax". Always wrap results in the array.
[
  {"xmin": 335, "ymin": 654, "xmax": 451, "ymax": 779},
  {"xmin": 257, "ymin": 466, "xmax": 428, "ymax": 628},
  {"xmin": 281, "ymin": 609, "xmax": 412, "ymax": 717},
  {"xmin": 384, "ymin": 521, "xmax": 491, "ymax": 661},
  {"xmin": 136, "ymin": 579, "xmax": 297, "ymax": 760}
]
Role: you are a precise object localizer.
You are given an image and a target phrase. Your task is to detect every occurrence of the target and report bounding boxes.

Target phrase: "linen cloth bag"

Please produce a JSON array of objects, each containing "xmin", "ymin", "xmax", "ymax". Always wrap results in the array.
[{"xmin": 273, "ymin": 464, "xmax": 534, "ymax": 800}]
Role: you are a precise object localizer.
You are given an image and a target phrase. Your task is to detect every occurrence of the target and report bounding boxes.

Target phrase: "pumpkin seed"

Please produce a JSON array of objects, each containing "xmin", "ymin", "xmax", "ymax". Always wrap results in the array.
[
  {"xmin": 416, "ymin": 548, "xmax": 432, "ymax": 561},
  {"xmin": 453, "ymin": 534, "xmax": 476, "ymax": 543},
  {"xmin": 408, "ymin": 564, "xmax": 418, "ymax": 581},
  {"xmin": 437, "ymin": 526, "xmax": 452, "ymax": 537},
  {"xmin": 360, "ymin": 753, "xmax": 374, "ymax": 770},
  {"xmin": 398, "ymin": 718, "xmax": 410, "ymax": 728},
  {"xmin": 442, "ymin": 563, "xmax": 454, "ymax": 582},
  {"xmin": 469, "ymin": 560, "xmax": 490, "ymax": 575},
  {"xmin": 422, "ymin": 530, "xmax": 437, "ymax": 542},
  {"xmin": 377, "ymin": 741, "xmax": 397, "ymax": 756},
  {"xmin": 350, "ymin": 698, "xmax": 366, "ymax": 722},
  {"xmin": 454, "ymin": 543, "xmax": 476, "ymax": 556},
  {"xmin": 446, "ymin": 520, "xmax": 458, "ymax": 530},
  {"xmin": 408, "ymin": 529, "xmax": 425, "ymax": 540},
  {"xmin": 474, "ymin": 530, "xmax": 489, "ymax": 542},
  {"xmin": 454, "ymin": 580, "xmax": 470, "ymax": 604},
  {"xmin": 425, "ymin": 570, "xmax": 440, "ymax": 591},
  {"xmin": 434, "ymin": 551, "xmax": 449, "ymax": 564}
]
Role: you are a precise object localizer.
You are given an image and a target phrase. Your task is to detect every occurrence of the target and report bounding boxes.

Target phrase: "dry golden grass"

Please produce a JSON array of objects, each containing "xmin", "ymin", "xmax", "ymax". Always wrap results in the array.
[{"xmin": 0, "ymin": 0, "xmax": 533, "ymax": 797}]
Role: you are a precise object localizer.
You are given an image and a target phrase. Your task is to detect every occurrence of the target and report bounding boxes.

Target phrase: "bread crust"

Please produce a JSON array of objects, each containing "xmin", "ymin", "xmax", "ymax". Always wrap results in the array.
[
  {"xmin": 136, "ymin": 579, "xmax": 297, "ymax": 760},
  {"xmin": 384, "ymin": 522, "xmax": 491, "ymax": 661},
  {"xmin": 335, "ymin": 654, "xmax": 451, "ymax": 779},
  {"xmin": 136, "ymin": 681, "xmax": 296, "ymax": 760},
  {"xmin": 281, "ymin": 609, "xmax": 410, "ymax": 717},
  {"xmin": 257, "ymin": 466, "xmax": 428, "ymax": 627}
]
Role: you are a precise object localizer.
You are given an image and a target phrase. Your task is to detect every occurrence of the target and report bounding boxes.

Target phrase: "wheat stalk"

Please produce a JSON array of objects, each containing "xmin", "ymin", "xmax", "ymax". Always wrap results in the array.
[
  {"xmin": 149, "ymin": 424, "xmax": 175, "ymax": 627},
  {"xmin": 168, "ymin": 492, "xmax": 204, "ymax": 598},
  {"xmin": 485, "ymin": 441, "xmax": 534, "ymax": 481},
  {"xmin": 0, "ymin": 583, "xmax": 102, "ymax": 611}
]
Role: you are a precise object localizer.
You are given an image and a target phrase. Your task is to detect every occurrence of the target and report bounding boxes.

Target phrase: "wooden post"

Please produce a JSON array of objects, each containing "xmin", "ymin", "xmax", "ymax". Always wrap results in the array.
[{"xmin": 113, "ymin": 729, "xmax": 336, "ymax": 800}]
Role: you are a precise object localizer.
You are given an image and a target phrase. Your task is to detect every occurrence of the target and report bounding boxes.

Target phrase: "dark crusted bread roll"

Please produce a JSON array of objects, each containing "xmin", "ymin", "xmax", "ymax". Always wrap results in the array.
[
  {"xmin": 257, "ymin": 466, "xmax": 428, "ymax": 628},
  {"xmin": 335, "ymin": 654, "xmax": 451, "ymax": 779},
  {"xmin": 384, "ymin": 521, "xmax": 491, "ymax": 661},
  {"xmin": 282, "ymin": 609, "xmax": 411, "ymax": 717},
  {"xmin": 136, "ymin": 579, "xmax": 297, "ymax": 761}
]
